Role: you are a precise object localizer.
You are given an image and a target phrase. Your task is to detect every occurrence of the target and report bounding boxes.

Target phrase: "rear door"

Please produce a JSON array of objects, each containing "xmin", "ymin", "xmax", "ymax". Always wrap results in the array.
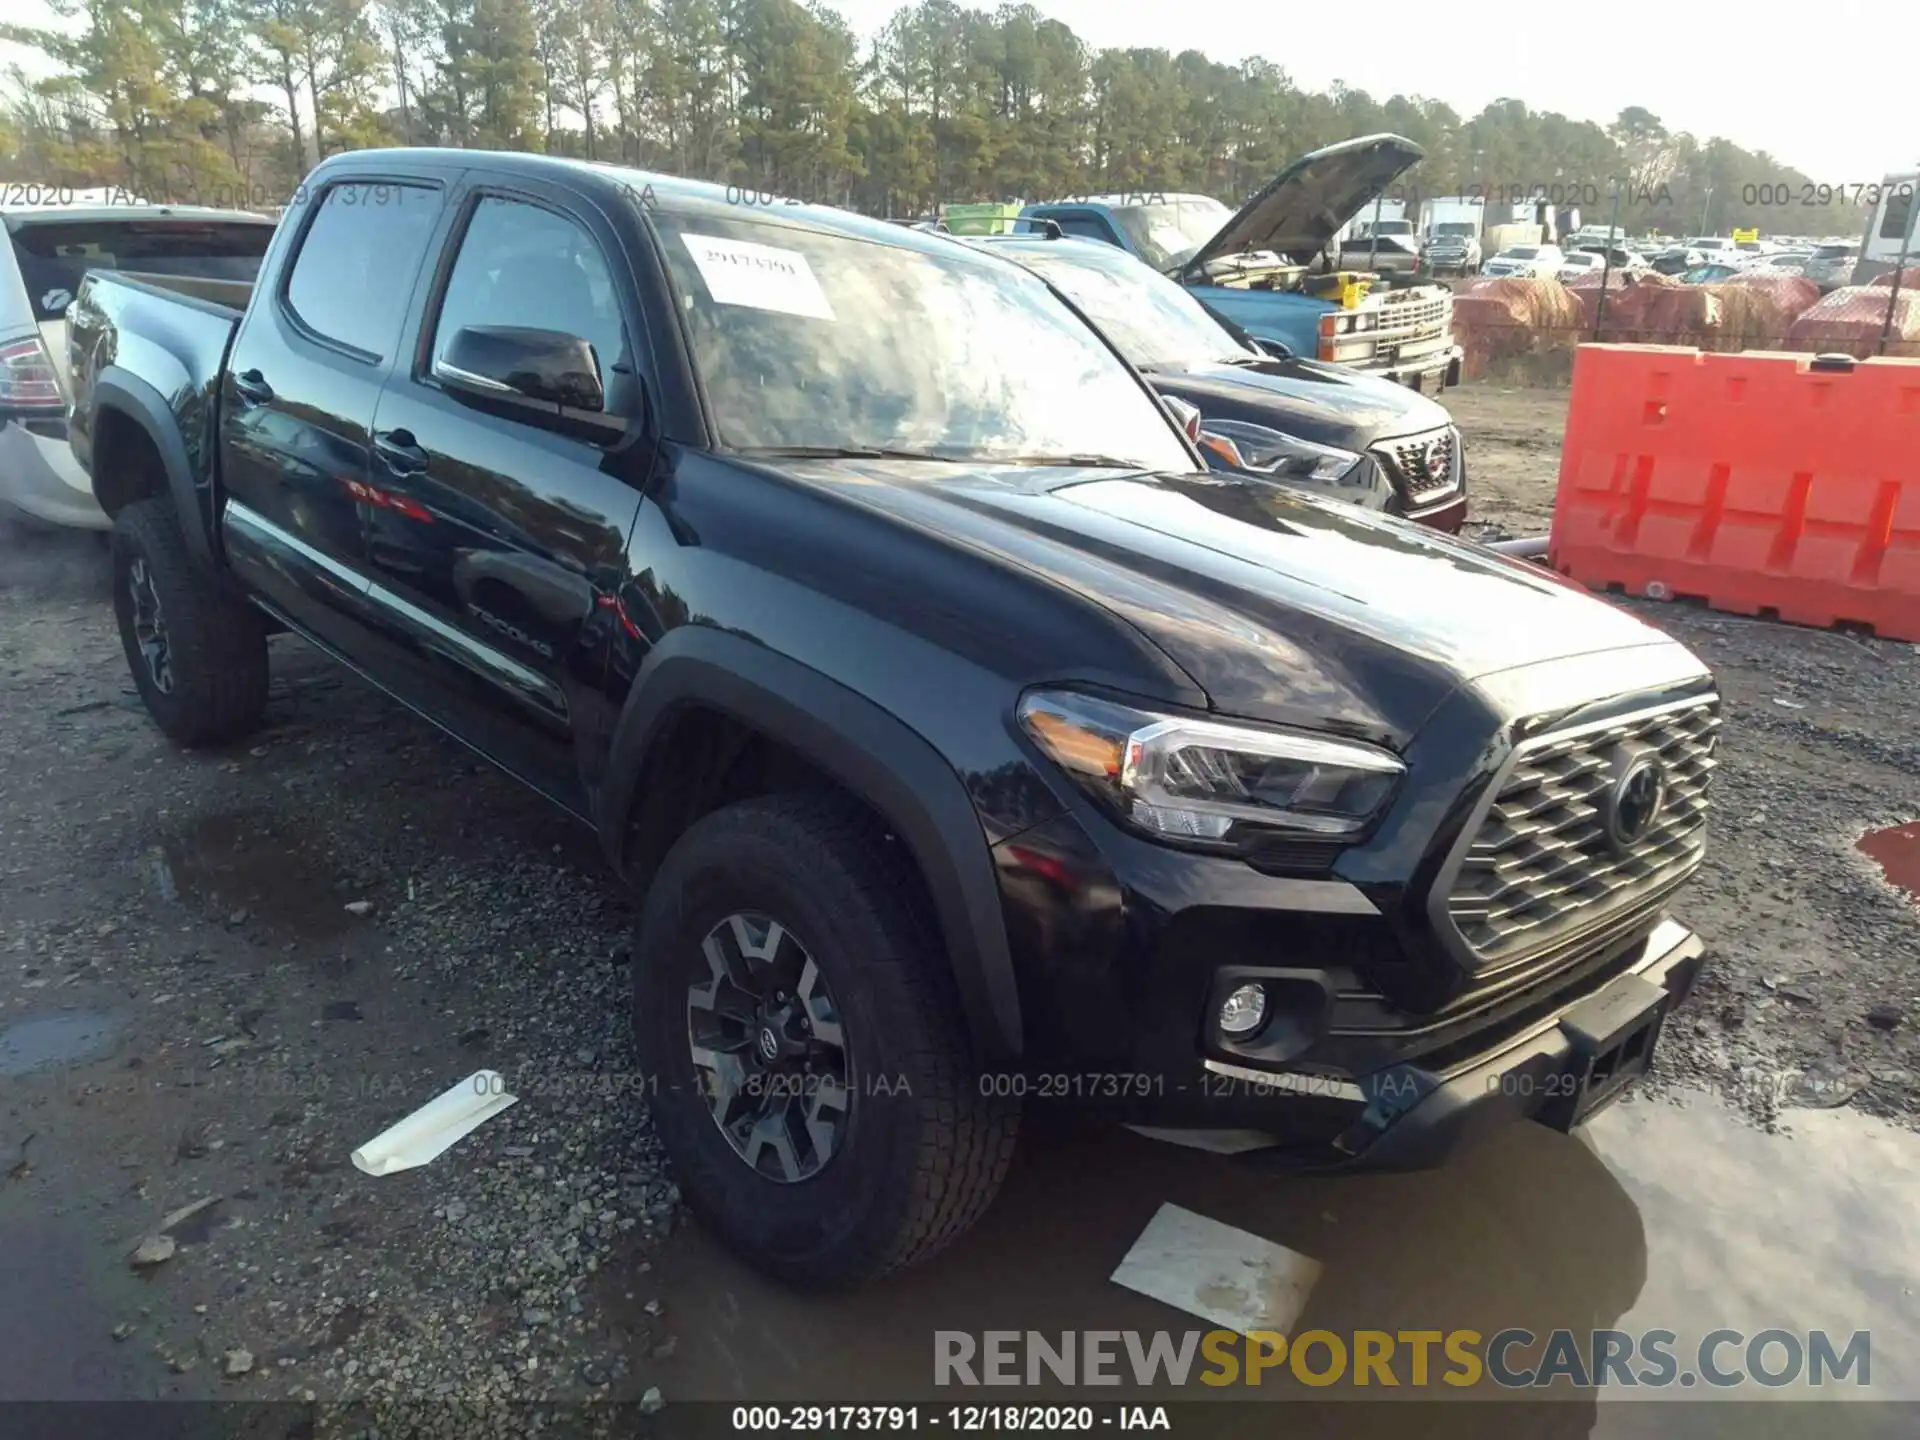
[
  {"xmin": 356, "ymin": 175, "xmax": 654, "ymax": 813},
  {"xmin": 218, "ymin": 175, "xmax": 451, "ymax": 655}
]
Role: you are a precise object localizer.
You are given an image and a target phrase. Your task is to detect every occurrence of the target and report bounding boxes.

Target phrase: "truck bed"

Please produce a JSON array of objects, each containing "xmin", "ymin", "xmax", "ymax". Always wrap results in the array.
[
  {"xmin": 64, "ymin": 269, "xmax": 249, "ymax": 491},
  {"xmin": 116, "ymin": 270, "xmax": 255, "ymax": 314}
]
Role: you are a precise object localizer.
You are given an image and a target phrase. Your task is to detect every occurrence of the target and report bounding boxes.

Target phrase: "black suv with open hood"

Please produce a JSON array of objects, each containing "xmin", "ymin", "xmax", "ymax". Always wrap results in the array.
[
  {"xmin": 70, "ymin": 148, "xmax": 1715, "ymax": 1290},
  {"xmin": 965, "ymin": 231, "xmax": 1468, "ymax": 530}
]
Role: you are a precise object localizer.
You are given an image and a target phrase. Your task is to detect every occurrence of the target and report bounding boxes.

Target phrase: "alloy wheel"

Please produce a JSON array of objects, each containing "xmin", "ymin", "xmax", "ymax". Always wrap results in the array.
[
  {"xmin": 687, "ymin": 912, "xmax": 852, "ymax": 1183},
  {"xmin": 127, "ymin": 556, "xmax": 174, "ymax": 694}
]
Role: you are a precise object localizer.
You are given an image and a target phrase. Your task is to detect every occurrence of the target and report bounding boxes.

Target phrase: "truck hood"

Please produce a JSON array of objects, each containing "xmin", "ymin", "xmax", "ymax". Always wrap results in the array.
[
  {"xmin": 1185, "ymin": 134, "xmax": 1428, "ymax": 272},
  {"xmin": 1148, "ymin": 355, "xmax": 1452, "ymax": 451},
  {"xmin": 773, "ymin": 459, "xmax": 1680, "ymax": 750}
]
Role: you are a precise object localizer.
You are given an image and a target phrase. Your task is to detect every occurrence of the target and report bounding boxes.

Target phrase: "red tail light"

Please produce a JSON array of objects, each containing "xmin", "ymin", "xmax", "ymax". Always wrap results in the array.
[{"xmin": 0, "ymin": 335, "xmax": 62, "ymax": 408}]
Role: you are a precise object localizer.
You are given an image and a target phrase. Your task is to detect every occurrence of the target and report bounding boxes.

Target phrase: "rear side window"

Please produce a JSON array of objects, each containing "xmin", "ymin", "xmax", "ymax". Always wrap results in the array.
[
  {"xmin": 8, "ymin": 219, "xmax": 275, "ymax": 322},
  {"xmin": 285, "ymin": 182, "xmax": 441, "ymax": 360}
]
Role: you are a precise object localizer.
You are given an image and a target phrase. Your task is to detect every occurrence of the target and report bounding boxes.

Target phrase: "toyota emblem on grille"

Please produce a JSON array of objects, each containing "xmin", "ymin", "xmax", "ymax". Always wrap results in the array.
[
  {"xmin": 1605, "ymin": 758, "xmax": 1666, "ymax": 852},
  {"xmin": 1421, "ymin": 437, "xmax": 1450, "ymax": 485}
]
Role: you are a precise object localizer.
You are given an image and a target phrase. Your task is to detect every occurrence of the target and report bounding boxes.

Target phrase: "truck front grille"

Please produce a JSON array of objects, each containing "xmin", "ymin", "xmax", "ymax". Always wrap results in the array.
[
  {"xmin": 1371, "ymin": 425, "xmax": 1461, "ymax": 504},
  {"xmin": 1440, "ymin": 696, "xmax": 1720, "ymax": 973},
  {"xmin": 1372, "ymin": 289, "xmax": 1452, "ymax": 348}
]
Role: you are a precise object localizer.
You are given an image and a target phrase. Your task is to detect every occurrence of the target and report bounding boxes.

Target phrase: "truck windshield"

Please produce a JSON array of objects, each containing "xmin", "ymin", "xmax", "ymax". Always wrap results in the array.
[
  {"xmin": 1006, "ymin": 246, "xmax": 1254, "ymax": 372},
  {"xmin": 653, "ymin": 212, "xmax": 1200, "ymax": 472},
  {"xmin": 1435, "ymin": 223, "xmax": 1476, "ymax": 238},
  {"xmin": 1105, "ymin": 198, "xmax": 1233, "ymax": 269},
  {"xmin": 7, "ymin": 217, "xmax": 275, "ymax": 321}
]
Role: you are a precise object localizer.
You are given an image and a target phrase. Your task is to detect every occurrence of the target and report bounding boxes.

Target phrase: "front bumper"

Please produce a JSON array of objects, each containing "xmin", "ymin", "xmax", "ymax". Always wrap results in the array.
[
  {"xmin": 1401, "ymin": 491, "xmax": 1467, "ymax": 534},
  {"xmin": 1231, "ymin": 917, "xmax": 1705, "ymax": 1170},
  {"xmin": 0, "ymin": 414, "xmax": 106, "ymax": 530},
  {"xmin": 1372, "ymin": 346, "xmax": 1463, "ymax": 396}
]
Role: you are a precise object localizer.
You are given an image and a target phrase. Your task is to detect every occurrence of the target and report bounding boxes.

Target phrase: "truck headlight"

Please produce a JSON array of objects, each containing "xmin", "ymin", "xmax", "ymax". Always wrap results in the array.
[
  {"xmin": 1193, "ymin": 420, "xmax": 1364, "ymax": 485},
  {"xmin": 1017, "ymin": 690, "xmax": 1405, "ymax": 846}
]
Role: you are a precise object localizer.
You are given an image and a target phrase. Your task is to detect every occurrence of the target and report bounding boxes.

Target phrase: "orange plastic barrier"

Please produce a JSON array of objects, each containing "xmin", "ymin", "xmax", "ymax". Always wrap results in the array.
[{"xmin": 1549, "ymin": 345, "xmax": 1920, "ymax": 642}]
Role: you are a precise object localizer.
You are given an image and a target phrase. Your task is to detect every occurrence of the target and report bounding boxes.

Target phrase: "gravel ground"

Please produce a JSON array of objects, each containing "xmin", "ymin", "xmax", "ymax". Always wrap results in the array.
[
  {"xmin": 0, "ymin": 525, "xmax": 679, "ymax": 1421},
  {"xmin": 0, "ymin": 383, "xmax": 1915, "ymax": 1414}
]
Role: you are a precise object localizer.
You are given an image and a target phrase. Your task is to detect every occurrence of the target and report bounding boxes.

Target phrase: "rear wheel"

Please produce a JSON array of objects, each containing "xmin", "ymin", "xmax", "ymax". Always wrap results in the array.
[
  {"xmin": 110, "ymin": 499, "xmax": 268, "ymax": 746},
  {"xmin": 632, "ymin": 792, "xmax": 1017, "ymax": 1287}
]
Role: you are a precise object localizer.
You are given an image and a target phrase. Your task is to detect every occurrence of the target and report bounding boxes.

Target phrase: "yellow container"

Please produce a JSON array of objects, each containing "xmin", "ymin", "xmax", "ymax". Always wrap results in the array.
[{"xmin": 1304, "ymin": 271, "xmax": 1372, "ymax": 309}]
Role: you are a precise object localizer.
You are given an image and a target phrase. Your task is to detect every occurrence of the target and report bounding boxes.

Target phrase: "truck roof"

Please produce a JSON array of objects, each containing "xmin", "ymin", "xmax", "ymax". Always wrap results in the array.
[
  {"xmin": 1, "ymin": 203, "xmax": 277, "ymax": 228},
  {"xmin": 1029, "ymin": 193, "xmax": 1214, "ymax": 209},
  {"xmin": 315, "ymin": 148, "xmax": 971, "ymax": 263}
]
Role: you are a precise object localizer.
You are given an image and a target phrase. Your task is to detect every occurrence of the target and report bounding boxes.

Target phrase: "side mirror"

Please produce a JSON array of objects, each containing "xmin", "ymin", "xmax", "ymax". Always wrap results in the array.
[
  {"xmin": 436, "ymin": 325, "xmax": 604, "ymax": 412},
  {"xmin": 1162, "ymin": 394, "xmax": 1203, "ymax": 443},
  {"xmin": 1252, "ymin": 337, "xmax": 1292, "ymax": 361}
]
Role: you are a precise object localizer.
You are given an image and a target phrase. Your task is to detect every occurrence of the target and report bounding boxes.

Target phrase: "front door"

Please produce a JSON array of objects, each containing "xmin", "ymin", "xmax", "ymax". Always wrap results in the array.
[{"xmin": 357, "ymin": 181, "xmax": 654, "ymax": 814}]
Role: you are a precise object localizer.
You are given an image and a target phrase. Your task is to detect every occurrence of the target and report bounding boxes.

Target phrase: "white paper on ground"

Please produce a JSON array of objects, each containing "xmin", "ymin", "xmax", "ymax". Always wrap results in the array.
[
  {"xmin": 1110, "ymin": 1202, "xmax": 1321, "ymax": 1337},
  {"xmin": 350, "ymin": 1069, "xmax": 518, "ymax": 1176},
  {"xmin": 679, "ymin": 233, "xmax": 835, "ymax": 320},
  {"xmin": 1125, "ymin": 1126, "xmax": 1287, "ymax": 1156}
]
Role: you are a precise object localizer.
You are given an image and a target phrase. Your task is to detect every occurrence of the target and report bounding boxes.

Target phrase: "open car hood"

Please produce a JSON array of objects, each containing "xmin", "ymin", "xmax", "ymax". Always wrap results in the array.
[{"xmin": 1183, "ymin": 134, "xmax": 1427, "ymax": 272}]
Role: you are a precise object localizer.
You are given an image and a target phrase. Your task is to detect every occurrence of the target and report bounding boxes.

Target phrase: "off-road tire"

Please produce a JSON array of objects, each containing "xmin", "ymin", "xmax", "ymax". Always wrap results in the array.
[
  {"xmin": 632, "ymin": 792, "xmax": 1018, "ymax": 1288},
  {"xmin": 110, "ymin": 498, "xmax": 269, "ymax": 746}
]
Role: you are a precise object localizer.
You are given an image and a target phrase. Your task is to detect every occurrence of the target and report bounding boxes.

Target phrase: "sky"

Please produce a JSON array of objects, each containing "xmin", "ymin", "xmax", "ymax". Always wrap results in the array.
[{"xmin": 5, "ymin": 0, "xmax": 1915, "ymax": 183}]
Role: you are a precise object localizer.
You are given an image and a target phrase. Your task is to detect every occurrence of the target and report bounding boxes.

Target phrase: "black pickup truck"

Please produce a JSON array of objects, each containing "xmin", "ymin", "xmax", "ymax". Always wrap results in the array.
[{"xmin": 67, "ymin": 148, "xmax": 1718, "ymax": 1289}]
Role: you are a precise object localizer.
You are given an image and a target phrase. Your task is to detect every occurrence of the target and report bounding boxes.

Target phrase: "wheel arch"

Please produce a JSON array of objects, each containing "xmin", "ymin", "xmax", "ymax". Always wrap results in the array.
[
  {"xmin": 88, "ymin": 367, "xmax": 217, "ymax": 568},
  {"xmin": 601, "ymin": 629, "xmax": 1024, "ymax": 1065}
]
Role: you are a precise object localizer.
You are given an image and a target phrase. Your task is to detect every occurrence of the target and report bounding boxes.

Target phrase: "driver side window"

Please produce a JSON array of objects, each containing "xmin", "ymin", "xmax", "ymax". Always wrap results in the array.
[{"xmin": 431, "ymin": 196, "xmax": 631, "ymax": 406}]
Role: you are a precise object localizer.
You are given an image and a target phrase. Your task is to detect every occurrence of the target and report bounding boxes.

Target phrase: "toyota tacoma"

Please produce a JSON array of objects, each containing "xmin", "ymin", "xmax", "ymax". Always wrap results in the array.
[{"xmin": 66, "ymin": 148, "xmax": 1717, "ymax": 1289}]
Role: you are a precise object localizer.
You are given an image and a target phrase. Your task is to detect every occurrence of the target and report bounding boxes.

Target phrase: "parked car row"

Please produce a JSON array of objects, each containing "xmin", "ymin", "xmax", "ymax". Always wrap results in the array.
[{"xmin": 61, "ymin": 148, "xmax": 1718, "ymax": 1289}]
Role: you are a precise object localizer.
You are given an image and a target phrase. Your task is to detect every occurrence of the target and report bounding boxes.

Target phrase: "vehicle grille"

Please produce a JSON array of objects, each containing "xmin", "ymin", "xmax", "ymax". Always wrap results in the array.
[
  {"xmin": 1442, "ymin": 696, "xmax": 1720, "ymax": 973},
  {"xmin": 1371, "ymin": 425, "xmax": 1461, "ymax": 505},
  {"xmin": 1372, "ymin": 289, "xmax": 1451, "ymax": 348}
]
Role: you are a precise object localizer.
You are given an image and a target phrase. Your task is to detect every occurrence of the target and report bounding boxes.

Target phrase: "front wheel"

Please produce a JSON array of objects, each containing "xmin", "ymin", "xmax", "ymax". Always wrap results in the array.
[{"xmin": 631, "ymin": 793, "xmax": 1018, "ymax": 1288}]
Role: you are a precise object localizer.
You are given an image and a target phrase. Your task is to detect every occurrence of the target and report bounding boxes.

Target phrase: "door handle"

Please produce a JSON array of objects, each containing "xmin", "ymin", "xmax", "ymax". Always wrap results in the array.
[
  {"xmin": 231, "ymin": 369, "xmax": 274, "ymax": 405},
  {"xmin": 373, "ymin": 428, "xmax": 428, "ymax": 474}
]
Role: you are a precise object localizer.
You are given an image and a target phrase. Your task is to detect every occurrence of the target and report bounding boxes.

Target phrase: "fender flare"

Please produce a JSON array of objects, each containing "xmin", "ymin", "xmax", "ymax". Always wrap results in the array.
[
  {"xmin": 600, "ymin": 628, "xmax": 1024, "ymax": 1063},
  {"xmin": 91, "ymin": 367, "xmax": 215, "ymax": 568}
]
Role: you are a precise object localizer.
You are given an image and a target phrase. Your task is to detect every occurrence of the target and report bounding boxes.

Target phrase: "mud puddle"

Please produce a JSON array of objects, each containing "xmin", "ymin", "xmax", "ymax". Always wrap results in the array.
[
  {"xmin": 621, "ymin": 1094, "xmax": 1920, "ymax": 1412},
  {"xmin": 151, "ymin": 810, "xmax": 367, "ymax": 941},
  {"xmin": 1857, "ymin": 821, "xmax": 1920, "ymax": 906},
  {"xmin": 0, "ymin": 1010, "xmax": 122, "ymax": 1077}
]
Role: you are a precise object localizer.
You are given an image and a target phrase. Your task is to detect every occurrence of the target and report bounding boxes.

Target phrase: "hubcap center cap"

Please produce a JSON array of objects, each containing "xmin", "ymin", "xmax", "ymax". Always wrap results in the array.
[{"xmin": 756, "ymin": 1026, "xmax": 781, "ymax": 1063}]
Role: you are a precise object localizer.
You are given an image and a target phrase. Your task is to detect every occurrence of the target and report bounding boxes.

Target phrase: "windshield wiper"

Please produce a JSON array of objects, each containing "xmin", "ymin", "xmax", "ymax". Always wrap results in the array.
[{"xmin": 734, "ymin": 445, "xmax": 971, "ymax": 463}]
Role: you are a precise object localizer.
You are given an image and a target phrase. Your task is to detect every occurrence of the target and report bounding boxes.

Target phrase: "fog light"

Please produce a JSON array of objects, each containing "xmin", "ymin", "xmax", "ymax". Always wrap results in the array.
[{"xmin": 1218, "ymin": 983, "xmax": 1268, "ymax": 1037}]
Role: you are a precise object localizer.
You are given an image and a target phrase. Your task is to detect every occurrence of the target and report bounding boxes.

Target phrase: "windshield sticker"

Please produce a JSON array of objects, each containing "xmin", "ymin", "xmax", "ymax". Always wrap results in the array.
[{"xmin": 678, "ymin": 234, "xmax": 835, "ymax": 320}]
